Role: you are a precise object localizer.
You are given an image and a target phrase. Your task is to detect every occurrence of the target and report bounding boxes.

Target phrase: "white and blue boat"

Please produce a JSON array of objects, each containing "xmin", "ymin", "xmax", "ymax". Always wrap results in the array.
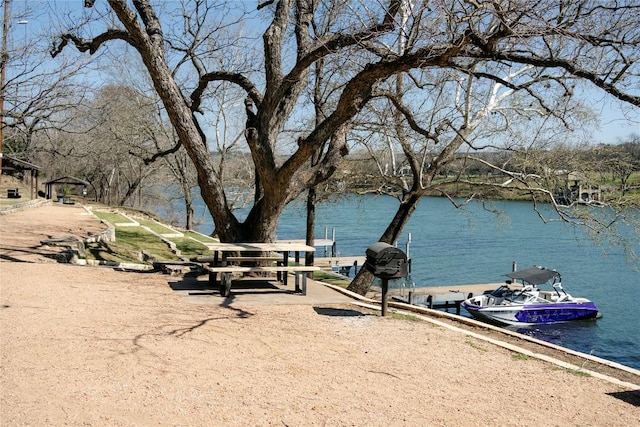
[{"xmin": 461, "ymin": 266, "xmax": 600, "ymax": 326}]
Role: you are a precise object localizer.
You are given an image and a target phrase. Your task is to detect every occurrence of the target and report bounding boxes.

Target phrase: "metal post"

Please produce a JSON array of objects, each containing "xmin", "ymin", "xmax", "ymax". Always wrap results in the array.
[
  {"xmin": 331, "ymin": 228, "xmax": 336, "ymax": 257},
  {"xmin": 324, "ymin": 227, "xmax": 328, "ymax": 256},
  {"xmin": 381, "ymin": 278, "xmax": 389, "ymax": 316},
  {"xmin": 0, "ymin": 0, "xmax": 9, "ymax": 186}
]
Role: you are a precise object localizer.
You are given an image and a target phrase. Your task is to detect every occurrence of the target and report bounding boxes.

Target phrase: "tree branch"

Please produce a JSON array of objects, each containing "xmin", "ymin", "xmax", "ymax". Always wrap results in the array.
[
  {"xmin": 466, "ymin": 52, "xmax": 640, "ymax": 108},
  {"xmin": 50, "ymin": 30, "xmax": 133, "ymax": 57},
  {"xmin": 190, "ymin": 72, "xmax": 262, "ymax": 114},
  {"xmin": 130, "ymin": 141, "xmax": 183, "ymax": 166},
  {"xmin": 374, "ymin": 90, "xmax": 440, "ymax": 142}
]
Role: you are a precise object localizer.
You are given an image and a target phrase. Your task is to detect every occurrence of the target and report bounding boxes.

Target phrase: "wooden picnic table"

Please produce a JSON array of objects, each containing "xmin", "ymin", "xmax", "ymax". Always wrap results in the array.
[{"xmin": 193, "ymin": 241, "xmax": 318, "ymax": 296}]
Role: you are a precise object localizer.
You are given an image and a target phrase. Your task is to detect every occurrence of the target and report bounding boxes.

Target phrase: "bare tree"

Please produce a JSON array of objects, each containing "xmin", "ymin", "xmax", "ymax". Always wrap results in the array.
[
  {"xmin": 1, "ymin": 0, "xmax": 92, "ymax": 166},
  {"xmin": 49, "ymin": 1, "xmax": 638, "ymax": 255}
]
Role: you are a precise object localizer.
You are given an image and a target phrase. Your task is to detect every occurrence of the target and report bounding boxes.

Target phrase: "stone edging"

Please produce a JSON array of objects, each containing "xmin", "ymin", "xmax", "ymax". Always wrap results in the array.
[{"xmin": 0, "ymin": 198, "xmax": 52, "ymax": 214}]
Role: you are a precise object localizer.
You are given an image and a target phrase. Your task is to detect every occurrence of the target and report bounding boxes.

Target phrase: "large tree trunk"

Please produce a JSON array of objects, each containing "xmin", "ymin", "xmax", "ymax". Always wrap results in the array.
[
  {"xmin": 305, "ymin": 188, "xmax": 317, "ymax": 266},
  {"xmin": 183, "ymin": 185, "xmax": 194, "ymax": 231},
  {"xmin": 106, "ymin": 1, "xmax": 241, "ymax": 240},
  {"xmin": 347, "ymin": 191, "xmax": 422, "ymax": 295}
]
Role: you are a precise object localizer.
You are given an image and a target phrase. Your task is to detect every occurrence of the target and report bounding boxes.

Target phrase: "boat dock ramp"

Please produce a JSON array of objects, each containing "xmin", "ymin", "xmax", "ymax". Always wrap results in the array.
[
  {"xmin": 314, "ymin": 256, "xmax": 364, "ymax": 277},
  {"xmin": 388, "ymin": 283, "xmax": 511, "ymax": 314}
]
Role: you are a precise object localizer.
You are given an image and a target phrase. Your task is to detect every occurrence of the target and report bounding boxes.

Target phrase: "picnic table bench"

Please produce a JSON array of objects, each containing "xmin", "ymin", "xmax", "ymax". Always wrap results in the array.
[
  {"xmin": 193, "ymin": 242, "xmax": 319, "ymax": 296},
  {"xmin": 7, "ymin": 188, "xmax": 21, "ymax": 199}
]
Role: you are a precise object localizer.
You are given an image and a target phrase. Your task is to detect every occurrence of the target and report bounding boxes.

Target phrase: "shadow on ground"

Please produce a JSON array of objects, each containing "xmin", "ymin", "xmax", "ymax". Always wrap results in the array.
[
  {"xmin": 313, "ymin": 307, "xmax": 368, "ymax": 317},
  {"xmin": 606, "ymin": 390, "xmax": 640, "ymax": 407},
  {"xmin": 170, "ymin": 276, "xmax": 291, "ymax": 296}
]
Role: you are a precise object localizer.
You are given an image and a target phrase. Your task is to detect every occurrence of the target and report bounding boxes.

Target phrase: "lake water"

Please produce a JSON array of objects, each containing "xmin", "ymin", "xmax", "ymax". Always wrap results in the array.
[{"xmin": 166, "ymin": 194, "xmax": 640, "ymax": 370}]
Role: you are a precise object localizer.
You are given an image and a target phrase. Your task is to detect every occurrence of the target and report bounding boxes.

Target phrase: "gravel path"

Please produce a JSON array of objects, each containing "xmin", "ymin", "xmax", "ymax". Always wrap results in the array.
[{"xmin": 1, "ymin": 203, "xmax": 639, "ymax": 426}]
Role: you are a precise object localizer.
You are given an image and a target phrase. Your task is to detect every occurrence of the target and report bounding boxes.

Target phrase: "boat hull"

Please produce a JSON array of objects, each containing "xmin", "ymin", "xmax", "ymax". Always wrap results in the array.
[{"xmin": 461, "ymin": 301, "xmax": 599, "ymax": 326}]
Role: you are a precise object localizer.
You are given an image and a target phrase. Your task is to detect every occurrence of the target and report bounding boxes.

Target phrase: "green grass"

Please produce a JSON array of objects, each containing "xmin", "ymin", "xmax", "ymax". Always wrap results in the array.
[
  {"xmin": 312, "ymin": 271, "xmax": 351, "ymax": 287},
  {"xmin": 389, "ymin": 312, "xmax": 422, "ymax": 321},
  {"xmin": 116, "ymin": 228, "xmax": 181, "ymax": 260},
  {"xmin": 184, "ymin": 230, "xmax": 217, "ymax": 243},
  {"xmin": 0, "ymin": 198, "xmax": 27, "ymax": 206},
  {"xmin": 85, "ymin": 240, "xmax": 141, "ymax": 263},
  {"xmin": 512, "ymin": 353, "xmax": 530, "ymax": 361},
  {"xmin": 86, "ymin": 227, "xmax": 182, "ymax": 263},
  {"xmin": 136, "ymin": 218, "xmax": 180, "ymax": 235},
  {"xmin": 549, "ymin": 366, "xmax": 592, "ymax": 377},
  {"xmin": 89, "ymin": 208, "xmax": 220, "ymax": 264},
  {"xmin": 93, "ymin": 210, "xmax": 136, "ymax": 225},
  {"xmin": 172, "ymin": 236, "xmax": 212, "ymax": 256},
  {"xmin": 465, "ymin": 339, "xmax": 488, "ymax": 352},
  {"xmin": 564, "ymin": 369, "xmax": 591, "ymax": 377}
]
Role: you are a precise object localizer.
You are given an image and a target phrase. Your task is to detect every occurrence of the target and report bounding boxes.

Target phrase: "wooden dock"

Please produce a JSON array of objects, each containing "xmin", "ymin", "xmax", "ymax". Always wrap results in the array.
[
  {"xmin": 394, "ymin": 283, "xmax": 509, "ymax": 297},
  {"xmin": 314, "ymin": 256, "xmax": 365, "ymax": 268},
  {"xmin": 314, "ymin": 256, "xmax": 365, "ymax": 277},
  {"xmin": 313, "ymin": 250, "xmax": 513, "ymax": 313},
  {"xmin": 385, "ymin": 283, "xmax": 512, "ymax": 314}
]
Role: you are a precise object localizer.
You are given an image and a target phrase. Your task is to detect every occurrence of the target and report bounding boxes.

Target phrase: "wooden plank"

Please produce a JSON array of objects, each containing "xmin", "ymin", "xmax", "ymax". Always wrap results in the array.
[
  {"xmin": 225, "ymin": 256, "xmax": 282, "ymax": 262},
  {"xmin": 203, "ymin": 266, "xmax": 319, "ymax": 273},
  {"xmin": 427, "ymin": 292, "xmax": 469, "ymax": 302},
  {"xmin": 193, "ymin": 255, "xmax": 218, "ymax": 263},
  {"xmin": 204, "ymin": 265, "xmax": 319, "ymax": 296},
  {"xmin": 276, "ymin": 238, "xmax": 334, "ymax": 247},
  {"xmin": 202, "ymin": 242, "xmax": 316, "ymax": 252}
]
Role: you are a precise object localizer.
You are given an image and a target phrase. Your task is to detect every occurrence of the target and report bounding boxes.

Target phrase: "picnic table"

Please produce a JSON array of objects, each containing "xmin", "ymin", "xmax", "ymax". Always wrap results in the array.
[
  {"xmin": 7, "ymin": 188, "xmax": 21, "ymax": 199},
  {"xmin": 193, "ymin": 241, "xmax": 319, "ymax": 296}
]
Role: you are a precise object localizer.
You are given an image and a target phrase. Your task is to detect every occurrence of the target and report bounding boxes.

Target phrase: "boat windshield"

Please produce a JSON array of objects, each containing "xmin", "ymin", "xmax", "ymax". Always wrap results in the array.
[
  {"xmin": 489, "ymin": 286, "xmax": 513, "ymax": 298},
  {"xmin": 509, "ymin": 291, "xmax": 546, "ymax": 304}
]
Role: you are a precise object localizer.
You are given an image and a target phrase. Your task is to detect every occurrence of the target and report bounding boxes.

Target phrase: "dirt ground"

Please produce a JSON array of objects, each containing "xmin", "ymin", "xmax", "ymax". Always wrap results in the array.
[{"xmin": 1, "ymin": 203, "xmax": 639, "ymax": 426}]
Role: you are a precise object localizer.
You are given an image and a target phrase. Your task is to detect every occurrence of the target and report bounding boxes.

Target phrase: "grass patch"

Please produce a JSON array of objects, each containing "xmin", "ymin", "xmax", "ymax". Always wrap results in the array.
[
  {"xmin": 312, "ymin": 271, "xmax": 351, "ymax": 288},
  {"xmin": 136, "ymin": 218, "xmax": 179, "ymax": 235},
  {"xmin": 90, "ymin": 209, "xmax": 212, "ymax": 264},
  {"xmin": 564, "ymin": 369, "xmax": 591, "ymax": 377},
  {"xmin": 512, "ymin": 353, "xmax": 530, "ymax": 361},
  {"xmin": 87, "ymin": 227, "xmax": 182, "ymax": 263},
  {"xmin": 115, "ymin": 228, "xmax": 180, "ymax": 261},
  {"xmin": 388, "ymin": 311, "xmax": 421, "ymax": 321},
  {"xmin": 549, "ymin": 366, "xmax": 592, "ymax": 377},
  {"xmin": 172, "ymin": 236, "xmax": 212, "ymax": 257},
  {"xmin": 184, "ymin": 230, "xmax": 217, "ymax": 243},
  {"xmin": 86, "ymin": 240, "xmax": 142, "ymax": 263},
  {"xmin": 0, "ymin": 198, "xmax": 28, "ymax": 207},
  {"xmin": 465, "ymin": 339, "xmax": 488, "ymax": 352},
  {"xmin": 93, "ymin": 210, "xmax": 136, "ymax": 225}
]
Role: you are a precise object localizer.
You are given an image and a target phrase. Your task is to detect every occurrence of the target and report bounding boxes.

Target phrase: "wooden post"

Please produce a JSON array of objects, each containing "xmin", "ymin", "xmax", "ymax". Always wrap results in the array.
[
  {"xmin": 0, "ymin": 0, "xmax": 9, "ymax": 186},
  {"xmin": 381, "ymin": 278, "xmax": 389, "ymax": 317}
]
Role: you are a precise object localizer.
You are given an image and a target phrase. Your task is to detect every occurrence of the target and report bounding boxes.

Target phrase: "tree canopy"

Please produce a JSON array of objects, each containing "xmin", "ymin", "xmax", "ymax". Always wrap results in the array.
[{"xmin": 46, "ymin": 0, "xmax": 638, "ymax": 248}]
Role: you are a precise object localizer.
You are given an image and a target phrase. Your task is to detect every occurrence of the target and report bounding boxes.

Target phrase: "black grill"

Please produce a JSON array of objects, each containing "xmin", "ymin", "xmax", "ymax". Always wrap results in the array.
[{"xmin": 365, "ymin": 242, "xmax": 408, "ymax": 279}]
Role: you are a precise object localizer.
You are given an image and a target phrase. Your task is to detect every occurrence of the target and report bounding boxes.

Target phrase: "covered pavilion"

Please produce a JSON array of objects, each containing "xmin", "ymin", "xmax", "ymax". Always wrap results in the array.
[
  {"xmin": 1, "ymin": 155, "xmax": 41, "ymax": 199},
  {"xmin": 44, "ymin": 176, "xmax": 89, "ymax": 201}
]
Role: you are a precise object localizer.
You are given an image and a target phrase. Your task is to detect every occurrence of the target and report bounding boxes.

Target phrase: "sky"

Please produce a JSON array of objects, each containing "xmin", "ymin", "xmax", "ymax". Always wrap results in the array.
[
  {"xmin": 589, "ymin": 93, "xmax": 639, "ymax": 143},
  {"xmin": 3, "ymin": 0, "xmax": 639, "ymax": 145}
]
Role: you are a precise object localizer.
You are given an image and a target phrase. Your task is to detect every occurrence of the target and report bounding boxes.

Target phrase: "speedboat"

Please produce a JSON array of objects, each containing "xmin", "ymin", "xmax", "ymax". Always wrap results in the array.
[{"xmin": 461, "ymin": 266, "xmax": 599, "ymax": 326}]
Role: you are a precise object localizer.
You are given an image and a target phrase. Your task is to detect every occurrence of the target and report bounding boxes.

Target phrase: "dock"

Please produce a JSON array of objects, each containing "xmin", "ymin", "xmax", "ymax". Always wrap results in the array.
[
  {"xmin": 385, "ymin": 283, "xmax": 510, "ymax": 314},
  {"xmin": 314, "ymin": 256, "xmax": 365, "ymax": 277},
  {"xmin": 396, "ymin": 283, "xmax": 509, "ymax": 297}
]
